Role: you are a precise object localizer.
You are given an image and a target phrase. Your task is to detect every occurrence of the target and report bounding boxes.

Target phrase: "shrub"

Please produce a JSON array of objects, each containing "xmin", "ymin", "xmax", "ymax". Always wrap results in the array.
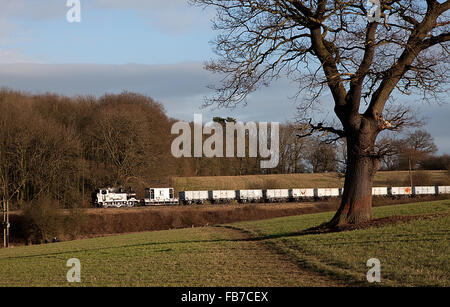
[
  {"xmin": 20, "ymin": 197, "xmax": 89, "ymax": 243},
  {"xmin": 20, "ymin": 197, "xmax": 64, "ymax": 243},
  {"xmin": 62, "ymin": 207, "xmax": 89, "ymax": 240}
]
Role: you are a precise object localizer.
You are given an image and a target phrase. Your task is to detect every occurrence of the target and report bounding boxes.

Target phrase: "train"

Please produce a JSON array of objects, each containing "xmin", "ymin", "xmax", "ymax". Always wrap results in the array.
[
  {"xmin": 92, "ymin": 185, "xmax": 450, "ymax": 208},
  {"xmin": 92, "ymin": 187, "xmax": 140, "ymax": 208}
]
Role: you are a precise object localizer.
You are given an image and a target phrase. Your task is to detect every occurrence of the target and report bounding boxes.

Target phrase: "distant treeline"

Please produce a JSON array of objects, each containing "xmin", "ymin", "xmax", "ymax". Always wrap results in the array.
[
  {"xmin": 0, "ymin": 89, "xmax": 176, "ymax": 207},
  {"xmin": 0, "ymin": 89, "xmax": 448, "ymax": 208}
]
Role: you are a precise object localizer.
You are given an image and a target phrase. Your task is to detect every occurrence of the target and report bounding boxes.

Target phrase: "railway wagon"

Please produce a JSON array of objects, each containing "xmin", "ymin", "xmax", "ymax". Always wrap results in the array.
[
  {"xmin": 237, "ymin": 189, "xmax": 264, "ymax": 203},
  {"xmin": 143, "ymin": 188, "xmax": 178, "ymax": 205},
  {"xmin": 372, "ymin": 187, "xmax": 389, "ymax": 197},
  {"xmin": 179, "ymin": 190, "xmax": 209, "ymax": 205},
  {"xmin": 291, "ymin": 188, "xmax": 315, "ymax": 200},
  {"xmin": 413, "ymin": 186, "xmax": 437, "ymax": 196},
  {"xmin": 437, "ymin": 186, "xmax": 450, "ymax": 194},
  {"xmin": 390, "ymin": 186, "xmax": 413, "ymax": 196},
  {"xmin": 316, "ymin": 188, "xmax": 340, "ymax": 198},
  {"xmin": 209, "ymin": 190, "xmax": 236, "ymax": 203},
  {"xmin": 264, "ymin": 189, "xmax": 290, "ymax": 202}
]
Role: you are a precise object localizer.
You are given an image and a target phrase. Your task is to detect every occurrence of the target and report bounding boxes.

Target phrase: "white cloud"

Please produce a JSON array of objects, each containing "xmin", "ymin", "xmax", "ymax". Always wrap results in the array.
[
  {"xmin": 0, "ymin": 62, "xmax": 448, "ymax": 153},
  {"xmin": 0, "ymin": 0, "xmax": 65, "ymax": 20},
  {"xmin": 0, "ymin": 0, "xmax": 214, "ymax": 32},
  {"xmin": 0, "ymin": 62, "xmax": 296, "ymax": 121},
  {"xmin": 90, "ymin": 0, "xmax": 214, "ymax": 32},
  {"xmin": 0, "ymin": 49, "xmax": 38, "ymax": 64},
  {"xmin": 0, "ymin": 62, "xmax": 214, "ymax": 100},
  {"xmin": 0, "ymin": 20, "xmax": 19, "ymax": 45}
]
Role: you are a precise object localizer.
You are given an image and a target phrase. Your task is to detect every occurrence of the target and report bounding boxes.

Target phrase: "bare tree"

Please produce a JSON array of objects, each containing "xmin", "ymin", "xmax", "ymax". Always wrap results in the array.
[
  {"xmin": 279, "ymin": 123, "xmax": 307, "ymax": 173},
  {"xmin": 0, "ymin": 90, "xmax": 177, "ymax": 207},
  {"xmin": 191, "ymin": 0, "xmax": 449, "ymax": 225},
  {"xmin": 397, "ymin": 129, "xmax": 438, "ymax": 169},
  {"xmin": 304, "ymin": 138, "xmax": 339, "ymax": 173}
]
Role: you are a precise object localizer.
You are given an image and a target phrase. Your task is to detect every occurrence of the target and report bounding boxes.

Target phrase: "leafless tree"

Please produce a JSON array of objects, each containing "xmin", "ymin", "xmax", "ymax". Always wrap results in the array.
[
  {"xmin": 0, "ymin": 90, "xmax": 176, "ymax": 207},
  {"xmin": 191, "ymin": 0, "xmax": 450, "ymax": 225},
  {"xmin": 397, "ymin": 129, "xmax": 438, "ymax": 169},
  {"xmin": 304, "ymin": 138, "xmax": 339, "ymax": 172},
  {"xmin": 279, "ymin": 123, "xmax": 307, "ymax": 173}
]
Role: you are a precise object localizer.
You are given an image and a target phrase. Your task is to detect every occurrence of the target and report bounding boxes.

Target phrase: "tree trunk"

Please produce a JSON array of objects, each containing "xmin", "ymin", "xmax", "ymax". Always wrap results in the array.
[{"xmin": 329, "ymin": 135, "xmax": 380, "ymax": 226}]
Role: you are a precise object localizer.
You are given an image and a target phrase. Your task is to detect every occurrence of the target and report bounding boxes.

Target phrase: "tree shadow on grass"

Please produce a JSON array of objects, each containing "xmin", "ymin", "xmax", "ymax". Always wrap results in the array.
[{"xmin": 219, "ymin": 211, "xmax": 449, "ymax": 242}]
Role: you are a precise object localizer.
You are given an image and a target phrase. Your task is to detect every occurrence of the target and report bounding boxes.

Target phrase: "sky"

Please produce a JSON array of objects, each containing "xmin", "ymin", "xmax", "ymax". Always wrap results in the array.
[{"xmin": 0, "ymin": 0, "xmax": 449, "ymax": 154}]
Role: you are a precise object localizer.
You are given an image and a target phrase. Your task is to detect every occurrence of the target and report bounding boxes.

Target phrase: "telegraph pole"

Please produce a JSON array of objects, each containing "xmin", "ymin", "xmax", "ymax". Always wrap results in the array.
[
  {"xmin": 408, "ymin": 155, "xmax": 413, "ymax": 188},
  {"xmin": 6, "ymin": 200, "xmax": 9, "ymax": 248},
  {"xmin": 2, "ymin": 198, "xmax": 6, "ymax": 248},
  {"xmin": 2, "ymin": 198, "xmax": 10, "ymax": 248}
]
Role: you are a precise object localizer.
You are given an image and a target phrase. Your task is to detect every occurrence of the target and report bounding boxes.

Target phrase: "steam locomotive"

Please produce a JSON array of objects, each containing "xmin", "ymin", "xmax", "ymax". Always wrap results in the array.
[{"xmin": 92, "ymin": 187, "xmax": 139, "ymax": 208}]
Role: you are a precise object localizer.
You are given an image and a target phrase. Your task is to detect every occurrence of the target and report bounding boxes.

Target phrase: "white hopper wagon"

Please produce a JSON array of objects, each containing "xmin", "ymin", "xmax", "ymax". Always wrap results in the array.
[
  {"xmin": 437, "ymin": 186, "xmax": 450, "ymax": 194},
  {"xmin": 264, "ymin": 189, "xmax": 290, "ymax": 202},
  {"xmin": 372, "ymin": 187, "xmax": 389, "ymax": 197},
  {"xmin": 413, "ymin": 186, "xmax": 436, "ymax": 195},
  {"xmin": 179, "ymin": 190, "xmax": 209, "ymax": 205},
  {"xmin": 237, "ymin": 189, "xmax": 263, "ymax": 203},
  {"xmin": 210, "ymin": 190, "xmax": 236, "ymax": 203},
  {"xmin": 143, "ymin": 188, "xmax": 179, "ymax": 205},
  {"xmin": 291, "ymin": 188, "xmax": 315, "ymax": 200},
  {"xmin": 316, "ymin": 188, "xmax": 340, "ymax": 198},
  {"xmin": 390, "ymin": 187, "xmax": 412, "ymax": 196}
]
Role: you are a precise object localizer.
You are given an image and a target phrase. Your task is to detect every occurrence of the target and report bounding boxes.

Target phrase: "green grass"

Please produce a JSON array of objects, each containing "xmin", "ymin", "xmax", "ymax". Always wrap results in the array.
[
  {"xmin": 0, "ymin": 200, "xmax": 449, "ymax": 287},
  {"xmin": 173, "ymin": 170, "xmax": 450, "ymax": 191},
  {"xmin": 0, "ymin": 225, "xmax": 325, "ymax": 287},
  {"xmin": 231, "ymin": 200, "xmax": 450, "ymax": 286}
]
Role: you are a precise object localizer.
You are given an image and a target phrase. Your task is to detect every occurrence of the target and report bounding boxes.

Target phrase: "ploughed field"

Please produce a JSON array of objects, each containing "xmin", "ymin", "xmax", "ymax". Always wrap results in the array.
[{"xmin": 1, "ymin": 200, "xmax": 448, "ymax": 287}]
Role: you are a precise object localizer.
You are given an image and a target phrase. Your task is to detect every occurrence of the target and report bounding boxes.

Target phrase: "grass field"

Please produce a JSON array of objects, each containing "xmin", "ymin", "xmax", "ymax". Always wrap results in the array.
[
  {"xmin": 0, "ymin": 200, "xmax": 448, "ymax": 287},
  {"xmin": 9, "ymin": 196, "xmax": 445, "ymax": 245},
  {"xmin": 173, "ymin": 170, "xmax": 450, "ymax": 191}
]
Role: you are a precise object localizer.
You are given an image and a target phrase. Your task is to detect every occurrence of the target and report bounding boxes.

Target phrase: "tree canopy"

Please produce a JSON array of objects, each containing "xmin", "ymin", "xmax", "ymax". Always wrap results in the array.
[{"xmin": 192, "ymin": 0, "xmax": 449, "ymax": 134}]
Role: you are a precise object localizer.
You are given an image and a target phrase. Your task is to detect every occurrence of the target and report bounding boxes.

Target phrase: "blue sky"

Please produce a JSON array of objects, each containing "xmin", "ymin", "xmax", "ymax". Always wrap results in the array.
[
  {"xmin": 1, "ymin": 0, "xmax": 215, "ymax": 64},
  {"xmin": 0, "ymin": 0, "xmax": 449, "ymax": 153}
]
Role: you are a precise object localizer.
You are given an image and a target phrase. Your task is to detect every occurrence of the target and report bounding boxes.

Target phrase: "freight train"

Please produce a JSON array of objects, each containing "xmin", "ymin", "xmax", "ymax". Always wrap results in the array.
[{"xmin": 92, "ymin": 185, "xmax": 450, "ymax": 208}]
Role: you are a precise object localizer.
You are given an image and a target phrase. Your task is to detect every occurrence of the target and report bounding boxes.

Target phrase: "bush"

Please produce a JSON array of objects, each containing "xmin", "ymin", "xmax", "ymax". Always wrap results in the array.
[
  {"xmin": 20, "ymin": 197, "xmax": 89, "ymax": 244},
  {"xmin": 62, "ymin": 207, "xmax": 89, "ymax": 240},
  {"xmin": 21, "ymin": 197, "xmax": 64, "ymax": 244}
]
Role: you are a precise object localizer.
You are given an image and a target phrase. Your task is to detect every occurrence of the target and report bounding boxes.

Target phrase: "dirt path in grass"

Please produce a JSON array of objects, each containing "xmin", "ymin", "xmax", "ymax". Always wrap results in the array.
[
  {"xmin": 212, "ymin": 226, "xmax": 348, "ymax": 287},
  {"xmin": 0, "ymin": 224, "xmax": 349, "ymax": 287}
]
